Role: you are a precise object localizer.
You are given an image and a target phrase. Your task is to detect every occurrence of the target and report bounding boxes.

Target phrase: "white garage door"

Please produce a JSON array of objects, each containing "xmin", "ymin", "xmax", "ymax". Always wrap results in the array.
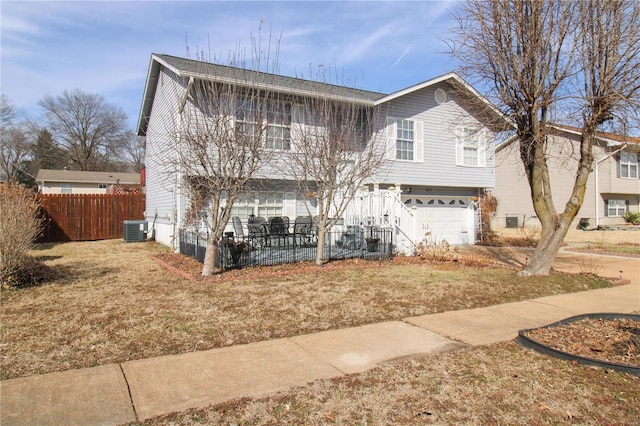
[{"xmin": 404, "ymin": 197, "xmax": 473, "ymax": 245}]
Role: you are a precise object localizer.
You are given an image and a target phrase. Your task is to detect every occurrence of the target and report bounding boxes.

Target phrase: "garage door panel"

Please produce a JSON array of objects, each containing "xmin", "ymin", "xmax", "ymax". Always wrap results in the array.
[{"xmin": 408, "ymin": 197, "xmax": 473, "ymax": 245}]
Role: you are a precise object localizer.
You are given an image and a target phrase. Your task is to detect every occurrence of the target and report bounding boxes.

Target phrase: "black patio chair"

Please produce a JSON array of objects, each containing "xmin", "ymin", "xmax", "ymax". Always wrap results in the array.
[
  {"xmin": 232, "ymin": 216, "xmax": 246, "ymax": 241},
  {"xmin": 293, "ymin": 216, "xmax": 313, "ymax": 246},
  {"xmin": 247, "ymin": 216, "xmax": 268, "ymax": 248},
  {"xmin": 268, "ymin": 216, "xmax": 289, "ymax": 246}
]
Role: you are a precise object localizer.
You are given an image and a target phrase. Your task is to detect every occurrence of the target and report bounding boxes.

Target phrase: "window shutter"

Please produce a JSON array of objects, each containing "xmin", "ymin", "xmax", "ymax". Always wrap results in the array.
[
  {"xmin": 604, "ymin": 199, "xmax": 609, "ymax": 217},
  {"xmin": 616, "ymin": 154, "xmax": 621, "ymax": 178},
  {"xmin": 478, "ymin": 130, "xmax": 489, "ymax": 167},
  {"xmin": 414, "ymin": 121, "xmax": 424, "ymax": 163},
  {"xmin": 290, "ymin": 104, "xmax": 305, "ymax": 152},
  {"xmin": 386, "ymin": 117, "xmax": 396, "ymax": 160},
  {"xmin": 455, "ymin": 128, "xmax": 463, "ymax": 166}
]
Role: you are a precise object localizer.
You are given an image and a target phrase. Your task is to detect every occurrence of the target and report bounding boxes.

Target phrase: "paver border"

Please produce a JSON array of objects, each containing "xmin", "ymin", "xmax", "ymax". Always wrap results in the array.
[{"xmin": 517, "ymin": 312, "xmax": 640, "ymax": 376}]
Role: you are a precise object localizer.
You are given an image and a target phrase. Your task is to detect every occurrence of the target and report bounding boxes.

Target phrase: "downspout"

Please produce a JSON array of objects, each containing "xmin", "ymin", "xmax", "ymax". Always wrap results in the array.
[{"xmin": 594, "ymin": 143, "xmax": 627, "ymax": 228}]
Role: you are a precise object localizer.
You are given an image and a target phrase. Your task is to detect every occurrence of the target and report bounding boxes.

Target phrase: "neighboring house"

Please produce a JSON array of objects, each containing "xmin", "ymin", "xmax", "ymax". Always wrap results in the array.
[
  {"xmin": 493, "ymin": 125, "xmax": 640, "ymax": 229},
  {"xmin": 36, "ymin": 169, "xmax": 141, "ymax": 194},
  {"xmin": 137, "ymin": 54, "xmax": 509, "ymax": 252}
]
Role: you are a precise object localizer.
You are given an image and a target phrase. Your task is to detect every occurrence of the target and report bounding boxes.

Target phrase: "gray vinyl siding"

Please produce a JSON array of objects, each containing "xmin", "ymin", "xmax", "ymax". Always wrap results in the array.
[
  {"xmin": 144, "ymin": 66, "xmax": 185, "ymax": 225},
  {"xmin": 493, "ymin": 134, "xmax": 638, "ymax": 227},
  {"xmin": 376, "ymin": 83, "xmax": 495, "ymax": 188}
]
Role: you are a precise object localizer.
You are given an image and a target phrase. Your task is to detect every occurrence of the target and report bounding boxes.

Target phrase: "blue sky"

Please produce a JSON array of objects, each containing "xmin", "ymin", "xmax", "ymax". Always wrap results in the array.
[{"xmin": 1, "ymin": 0, "xmax": 460, "ymax": 131}]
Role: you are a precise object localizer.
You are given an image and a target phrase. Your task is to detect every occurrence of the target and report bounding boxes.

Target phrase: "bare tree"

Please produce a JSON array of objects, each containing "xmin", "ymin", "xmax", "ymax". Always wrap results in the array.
[
  {"xmin": 289, "ymin": 81, "xmax": 386, "ymax": 266},
  {"xmin": 155, "ymin": 33, "xmax": 284, "ymax": 276},
  {"xmin": 0, "ymin": 95, "xmax": 31, "ymax": 183},
  {"xmin": 450, "ymin": 0, "xmax": 640, "ymax": 275},
  {"xmin": 121, "ymin": 133, "xmax": 146, "ymax": 173},
  {"xmin": 39, "ymin": 89, "xmax": 130, "ymax": 171}
]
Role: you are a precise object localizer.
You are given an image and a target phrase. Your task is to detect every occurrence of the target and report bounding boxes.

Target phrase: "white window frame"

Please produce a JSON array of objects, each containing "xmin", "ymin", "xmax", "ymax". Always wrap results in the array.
[
  {"xmin": 230, "ymin": 191, "xmax": 284, "ymax": 221},
  {"xmin": 60, "ymin": 183, "xmax": 72, "ymax": 194},
  {"xmin": 619, "ymin": 152, "xmax": 638, "ymax": 179},
  {"xmin": 386, "ymin": 117, "xmax": 424, "ymax": 162},
  {"xmin": 456, "ymin": 127, "xmax": 486, "ymax": 167},
  {"xmin": 607, "ymin": 199, "xmax": 627, "ymax": 217},
  {"xmin": 235, "ymin": 99, "xmax": 292, "ymax": 151}
]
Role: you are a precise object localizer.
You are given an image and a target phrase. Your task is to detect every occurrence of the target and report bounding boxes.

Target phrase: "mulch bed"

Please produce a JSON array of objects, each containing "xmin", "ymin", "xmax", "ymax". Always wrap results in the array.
[{"xmin": 523, "ymin": 318, "xmax": 640, "ymax": 367}]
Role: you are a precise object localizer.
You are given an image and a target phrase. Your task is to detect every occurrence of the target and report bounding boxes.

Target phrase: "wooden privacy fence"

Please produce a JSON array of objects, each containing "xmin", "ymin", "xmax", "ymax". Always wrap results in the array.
[{"xmin": 37, "ymin": 193, "xmax": 145, "ymax": 242}]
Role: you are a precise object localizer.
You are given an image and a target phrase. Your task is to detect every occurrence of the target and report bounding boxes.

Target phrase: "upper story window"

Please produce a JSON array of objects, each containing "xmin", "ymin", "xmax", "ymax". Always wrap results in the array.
[
  {"xmin": 456, "ymin": 127, "xmax": 486, "ymax": 167},
  {"xmin": 61, "ymin": 183, "xmax": 72, "ymax": 194},
  {"xmin": 98, "ymin": 184, "xmax": 108, "ymax": 189},
  {"xmin": 619, "ymin": 152, "xmax": 638, "ymax": 179},
  {"xmin": 235, "ymin": 98, "xmax": 291, "ymax": 151},
  {"xmin": 386, "ymin": 117, "xmax": 423, "ymax": 162},
  {"xmin": 396, "ymin": 119, "xmax": 414, "ymax": 161}
]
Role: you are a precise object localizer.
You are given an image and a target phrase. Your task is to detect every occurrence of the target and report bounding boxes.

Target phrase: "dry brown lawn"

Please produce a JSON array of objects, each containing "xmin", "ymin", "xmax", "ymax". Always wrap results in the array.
[
  {"xmin": 139, "ymin": 342, "xmax": 640, "ymax": 425},
  {"xmin": 1, "ymin": 239, "xmax": 618, "ymax": 381}
]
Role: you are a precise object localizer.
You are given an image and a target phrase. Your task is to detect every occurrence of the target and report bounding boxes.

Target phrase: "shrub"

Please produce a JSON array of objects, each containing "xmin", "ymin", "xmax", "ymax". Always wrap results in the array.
[
  {"xmin": 414, "ymin": 233, "xmax": 458, "ymax": 262},
  {"xmin": 622, "ymin": 211, "xmax": 640, "ymax": 225},
  {"xmin": 0, "ymin": 183, "xmax": 47, "ymax": 287},
  {"xmin": 479, "ymin": 191, "xmax": 498, "ymax": 242}
]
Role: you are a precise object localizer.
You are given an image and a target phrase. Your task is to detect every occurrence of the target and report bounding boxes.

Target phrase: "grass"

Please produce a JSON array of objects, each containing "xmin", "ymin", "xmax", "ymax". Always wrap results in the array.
[
  {"xmin": 1, "ymin": 239, "xmax": 617, "ymax": 381},
  {"xmin": 572, "ymin": 242, "xmax": 640, "ymax": 257},
  {"xmin": 137, "ymin": 342, "xmax": 640, "ymax": 425}
]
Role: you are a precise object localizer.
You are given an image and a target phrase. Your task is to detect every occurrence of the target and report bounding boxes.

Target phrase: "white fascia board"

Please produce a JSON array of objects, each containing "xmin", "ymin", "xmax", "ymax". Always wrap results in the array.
[
  {"xmin": 373, "ymin": 73, "xmax": 458, "ymax": 105},
  {"xmin": 374, "ymin": 72, "xmax": 511, "ymax": 129}
]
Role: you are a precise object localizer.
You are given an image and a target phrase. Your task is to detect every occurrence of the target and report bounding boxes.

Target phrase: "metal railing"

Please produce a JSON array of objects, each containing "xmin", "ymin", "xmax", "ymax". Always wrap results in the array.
[{"xmin": 179, "ymin": 227, "xmax": 393, "ymax": 269}]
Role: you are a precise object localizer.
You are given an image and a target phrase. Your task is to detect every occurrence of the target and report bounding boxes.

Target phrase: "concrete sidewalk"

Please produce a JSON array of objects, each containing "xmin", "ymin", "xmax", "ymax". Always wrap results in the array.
[{"xmin": 2, "ymin": 252, "xmax": 639, "ymax": 425}]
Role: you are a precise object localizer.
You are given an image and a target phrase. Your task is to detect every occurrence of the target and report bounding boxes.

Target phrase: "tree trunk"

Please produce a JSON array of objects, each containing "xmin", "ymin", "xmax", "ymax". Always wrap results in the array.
[
  {"xmin": 519, "ymin": 220, "xmax": 569, "ymax": 276},
  {"xmin": 201, "ymin": 239, "xmax": 218, "ymax": 276},
  {"xmin": 315, "ymin": 228, "xmax": 326, "ymax": 266}
]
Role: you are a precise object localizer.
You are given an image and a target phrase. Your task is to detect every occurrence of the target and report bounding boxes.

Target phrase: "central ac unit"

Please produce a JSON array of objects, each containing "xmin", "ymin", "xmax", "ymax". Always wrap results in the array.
[{"xmin": 124, "ymin": 220, "xmax": 147, "ymax": 242}]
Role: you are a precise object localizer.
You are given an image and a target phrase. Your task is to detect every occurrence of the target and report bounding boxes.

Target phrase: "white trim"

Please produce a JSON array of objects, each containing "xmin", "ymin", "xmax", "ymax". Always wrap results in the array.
[{"xmin": 374, "ymin": 73, "xmax": 509, "ymax": 130}]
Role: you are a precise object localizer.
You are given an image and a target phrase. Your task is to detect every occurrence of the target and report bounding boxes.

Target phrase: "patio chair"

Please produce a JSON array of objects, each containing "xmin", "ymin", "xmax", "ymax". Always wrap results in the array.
[
  {"xmin": 293, "ymin": 216, "xmax": 313, "ymax": 246},
  {"xmin": 268, "ymin": 216, "xmax": 289, "ymax": 246},
  {"xmin": 232, "ymin": 216, "xmax": 246, "ymax": 241},
  {"xmin": 248, "ymin": 216, "xmax": 268, "ymax": 248}
]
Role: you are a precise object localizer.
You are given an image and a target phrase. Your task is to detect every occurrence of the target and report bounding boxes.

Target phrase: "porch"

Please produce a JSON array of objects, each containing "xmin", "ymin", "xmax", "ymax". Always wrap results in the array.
[{"xmin": 179, "ymin": 227, "xmax": 393, "ymax": 269}]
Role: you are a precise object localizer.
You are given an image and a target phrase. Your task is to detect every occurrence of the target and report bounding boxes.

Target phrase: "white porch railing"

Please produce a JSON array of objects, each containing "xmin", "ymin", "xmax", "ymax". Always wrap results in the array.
[{"xmin": 343, "ymin": 185, "xmax": 417, "ymax": 252}]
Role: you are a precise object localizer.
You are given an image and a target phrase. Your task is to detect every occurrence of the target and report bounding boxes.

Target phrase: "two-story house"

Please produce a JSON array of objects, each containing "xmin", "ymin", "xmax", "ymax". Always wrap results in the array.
[
  {"xmin": 493, "ymin": 124, "xmax": 640, "ymax": 229},
  {"xmin": 137, "ymin": 54, "xmax": 509, "ymax": 253}
]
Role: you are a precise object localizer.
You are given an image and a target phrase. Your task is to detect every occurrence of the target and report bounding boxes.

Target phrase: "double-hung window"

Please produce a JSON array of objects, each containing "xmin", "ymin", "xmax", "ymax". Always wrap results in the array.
[
  {"xmin": 235, "ymin": 98, "xmax": 291, "ymax": 151},
  {"xmin": 607, "ymin": 199, "xmax": 627, "ymax": 217},
  {"xmin": 456, "ymin": 127, "xmax": 486, "ymax": 167},
  {"xmin": 386, "ymin": 117, "xmax": 423, "ymax": 162},
  {"xmin": 235, "ymin": 99, "xmax": 262, "ymax": 144},
  {"xmin": 265, "ymin": 101, "xmax": 291, "ymax": 150},
  {"xmin": 258, "ymin": 192, "xmax": 284, "ymax": 218},
  {"xmin": 619, "ymin": 152, "xmax": 638, "ymax": 179},
  {"xmin": 230, "ymin": 191, "xmax": 284, "ymax": 221},
  {"xmin": 396, "ymin": 119, "xmax": 415, "ymax": 161}
]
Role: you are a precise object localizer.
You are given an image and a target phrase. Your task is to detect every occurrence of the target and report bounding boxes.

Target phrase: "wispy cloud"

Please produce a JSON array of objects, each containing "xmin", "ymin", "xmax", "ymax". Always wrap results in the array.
[{"xmin": 1, "ymin": 1, "xmax": 460, "ymax": 129}]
